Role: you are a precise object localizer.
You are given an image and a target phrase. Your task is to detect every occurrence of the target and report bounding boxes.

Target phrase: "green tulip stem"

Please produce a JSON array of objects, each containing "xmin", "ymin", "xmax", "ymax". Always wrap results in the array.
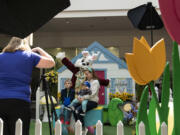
[{"xmin": 148, "ymin": 82, "xmax": 161, "ymax": 119}]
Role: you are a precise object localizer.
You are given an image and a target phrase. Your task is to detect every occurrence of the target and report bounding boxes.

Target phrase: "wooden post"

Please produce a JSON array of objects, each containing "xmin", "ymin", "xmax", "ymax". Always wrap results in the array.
[
  {"xmin": 15, "ymin": 119, "xmax": 22, "ymax": 135},
  {"xmin": 35, "ymin": 119, "xmax": 42, "ymax": 135},
  {"xmin": 96, "ymin": 120, "xmax": 103, "ymax": 135},
  {"xmin": 117, "ymin": 121, "xmax": 124, "ymax": 135}
]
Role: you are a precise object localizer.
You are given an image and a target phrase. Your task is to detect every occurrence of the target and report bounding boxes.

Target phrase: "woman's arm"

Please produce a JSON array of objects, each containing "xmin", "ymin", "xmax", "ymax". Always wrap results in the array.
[
  {"xmin": 32, "ymin": 47, "xmax": 55, "ymax": 68},
  {"xmin": 83, "ymin": 80, "xmax": 100, "ymax": 100}
]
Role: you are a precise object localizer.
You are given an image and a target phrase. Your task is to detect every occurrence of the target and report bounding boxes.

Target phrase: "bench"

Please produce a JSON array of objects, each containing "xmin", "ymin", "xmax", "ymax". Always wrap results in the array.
[{"xmin": 53, "ymin": 105, "xmax": 103, "ymax": 127}]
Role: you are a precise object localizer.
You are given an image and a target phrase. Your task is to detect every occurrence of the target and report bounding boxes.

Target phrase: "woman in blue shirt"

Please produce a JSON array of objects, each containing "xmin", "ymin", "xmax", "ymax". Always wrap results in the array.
[{"xmin": 0, "ymin": 37, "xmax": 55, "ymax": 135}]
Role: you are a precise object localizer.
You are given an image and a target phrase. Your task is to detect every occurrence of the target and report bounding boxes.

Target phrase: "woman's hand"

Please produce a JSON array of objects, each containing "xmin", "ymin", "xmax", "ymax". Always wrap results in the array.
[
  {"xmin": 32, "ymin": 47, "xmax": 42, "ymax": 54},
  {"xmin": 32, "ymin": 47, "xmax": 55, "ymax": 68}
]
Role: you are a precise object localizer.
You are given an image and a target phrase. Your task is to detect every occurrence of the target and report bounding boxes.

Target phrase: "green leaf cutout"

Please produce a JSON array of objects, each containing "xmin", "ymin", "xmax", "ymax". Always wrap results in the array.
[
  {"xmin": 172, "ymin": 41, "xmax": 180, "ymax": 135},
  {"xmin": 148, "ymin": 96, "xmax": 157, "ymax": 135},
  {"xmin": 136, "ymin": 86, "xmax": 151, "ymax": 135},
  {"xmin": 160, "ymin": 63, "xmax": 170, "ymax": 123}
]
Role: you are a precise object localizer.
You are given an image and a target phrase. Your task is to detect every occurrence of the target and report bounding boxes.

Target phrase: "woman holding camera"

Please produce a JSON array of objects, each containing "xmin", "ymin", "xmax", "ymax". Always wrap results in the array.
[{"xmin": 0, "ymin": 37, "xmax": 55, "ymax": 135}]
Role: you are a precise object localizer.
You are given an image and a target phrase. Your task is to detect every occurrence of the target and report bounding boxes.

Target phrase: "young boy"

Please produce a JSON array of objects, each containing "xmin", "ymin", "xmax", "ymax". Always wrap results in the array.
[
  {"xmin": 60, "ymin": 79, "xmax": 75, "ymax": 124},
  {"xmin": 66, "ymin": 81, "xmax": 91, "ymax": 115}
]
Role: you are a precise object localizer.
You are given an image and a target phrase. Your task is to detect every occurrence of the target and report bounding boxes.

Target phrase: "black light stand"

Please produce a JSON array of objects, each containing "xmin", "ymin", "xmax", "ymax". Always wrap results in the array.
[{"xmin": 35, "ymin": 69, "xmax": 58, "ymax": 135}]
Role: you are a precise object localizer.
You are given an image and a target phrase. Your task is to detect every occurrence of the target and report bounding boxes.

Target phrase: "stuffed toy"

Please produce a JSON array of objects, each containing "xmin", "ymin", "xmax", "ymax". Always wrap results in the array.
[{"xmin": 56, "ymin": 51, "xmax": 109, "ymax": 93}]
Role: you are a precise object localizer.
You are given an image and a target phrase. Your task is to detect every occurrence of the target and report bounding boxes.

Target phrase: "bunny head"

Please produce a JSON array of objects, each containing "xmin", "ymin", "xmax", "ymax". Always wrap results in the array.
[{"xmin": 75, "ymin": 51, "xmax": 98, "ymax": 68}]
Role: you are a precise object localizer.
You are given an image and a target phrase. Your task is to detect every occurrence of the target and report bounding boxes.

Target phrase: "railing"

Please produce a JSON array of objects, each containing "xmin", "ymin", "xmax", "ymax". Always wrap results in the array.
[{"xmin": 0, "ymin": 119, "xmax": 168, "ymax": 135}]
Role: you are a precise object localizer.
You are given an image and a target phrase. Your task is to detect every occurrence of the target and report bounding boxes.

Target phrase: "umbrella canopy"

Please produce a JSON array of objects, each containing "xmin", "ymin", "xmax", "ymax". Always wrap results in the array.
[
  {"xmin": 0, "ymin": 0, "xmax": 70, "ymax": 38},
  {"xmin": 128, "ymin": 2, "xmax": 163, "ymax": 30}
]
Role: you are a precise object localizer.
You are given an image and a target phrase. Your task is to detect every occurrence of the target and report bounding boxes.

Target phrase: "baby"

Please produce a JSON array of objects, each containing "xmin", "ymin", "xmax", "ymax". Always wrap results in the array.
[{"xmin": 66, "ymin": 81, "xmax": 91, "ymax": 114}]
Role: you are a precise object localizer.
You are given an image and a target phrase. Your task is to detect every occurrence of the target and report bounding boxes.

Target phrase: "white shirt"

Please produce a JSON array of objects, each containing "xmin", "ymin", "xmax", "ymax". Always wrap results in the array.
[{"xmin": 83, "ymin": 79, "xmax": 100, "ymax": 103}]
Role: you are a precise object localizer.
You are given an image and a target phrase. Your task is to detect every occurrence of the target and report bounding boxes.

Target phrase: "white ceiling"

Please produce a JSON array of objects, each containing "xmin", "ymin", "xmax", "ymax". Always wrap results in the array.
[
  {"xmin": 38, "ymin": 16, "xmax": 134, "ymax": 32},
  {"xmin": 0, "ymin": 16, "xmax": 134, "ymax": 48},
  {"xmin": 0, "ymin": 16, "xmax": 168, "ymax": 49}
]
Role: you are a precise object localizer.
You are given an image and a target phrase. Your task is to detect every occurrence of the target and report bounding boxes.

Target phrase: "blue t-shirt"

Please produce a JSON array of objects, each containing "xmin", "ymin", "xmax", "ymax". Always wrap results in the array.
[{"xmin": 0, "ymin": 50, "xmax": 41, "ymax": 102}]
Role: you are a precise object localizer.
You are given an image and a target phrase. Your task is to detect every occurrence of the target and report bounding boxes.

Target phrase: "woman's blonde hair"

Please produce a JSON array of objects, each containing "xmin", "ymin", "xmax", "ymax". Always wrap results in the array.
[{"xmin": 2, "ymin": 37, "xmax": 31, "ymax": 52}]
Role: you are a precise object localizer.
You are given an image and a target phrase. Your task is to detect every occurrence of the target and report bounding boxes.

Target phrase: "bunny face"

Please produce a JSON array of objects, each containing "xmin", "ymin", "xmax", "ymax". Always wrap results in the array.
[
  {"xmin": 74, "ymin": 56, "xmax": 92, "ymax": 68},
  {"xmin": 74, "ymin": 51, "xmax": 98, "ymax": 68}
]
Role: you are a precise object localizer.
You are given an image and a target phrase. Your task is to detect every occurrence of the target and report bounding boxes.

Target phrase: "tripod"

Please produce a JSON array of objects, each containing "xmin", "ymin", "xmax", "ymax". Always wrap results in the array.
[{"xmin": 35, "ymin": 69, "xmax": 58, "ymax": 135}]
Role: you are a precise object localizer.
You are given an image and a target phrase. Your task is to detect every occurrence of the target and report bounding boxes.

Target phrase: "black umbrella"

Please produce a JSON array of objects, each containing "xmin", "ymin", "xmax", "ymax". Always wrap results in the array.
[
  {"xmin": 127, "ymin": 2, "xmax": 163, "ymax": 46},
  {"xmin": 0, "ymin": 0, "xmax": 70, "ymax": 38}
]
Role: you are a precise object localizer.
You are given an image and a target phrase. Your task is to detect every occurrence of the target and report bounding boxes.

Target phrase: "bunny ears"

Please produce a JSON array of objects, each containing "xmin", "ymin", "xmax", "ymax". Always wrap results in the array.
[{"xmin": 82, "ymin": 51, "xmax": 98, "ymax": 61}]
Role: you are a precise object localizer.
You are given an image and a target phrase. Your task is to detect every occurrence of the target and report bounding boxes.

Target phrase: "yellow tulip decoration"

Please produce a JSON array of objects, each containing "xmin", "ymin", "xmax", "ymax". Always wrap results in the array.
[
  {"xmin": 125, "ymin": 36, "xmax": 166, "ymax": 85},
  {"xmin": 125, "ymin": 36, "xmax": 168, "ymax": 135}
]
